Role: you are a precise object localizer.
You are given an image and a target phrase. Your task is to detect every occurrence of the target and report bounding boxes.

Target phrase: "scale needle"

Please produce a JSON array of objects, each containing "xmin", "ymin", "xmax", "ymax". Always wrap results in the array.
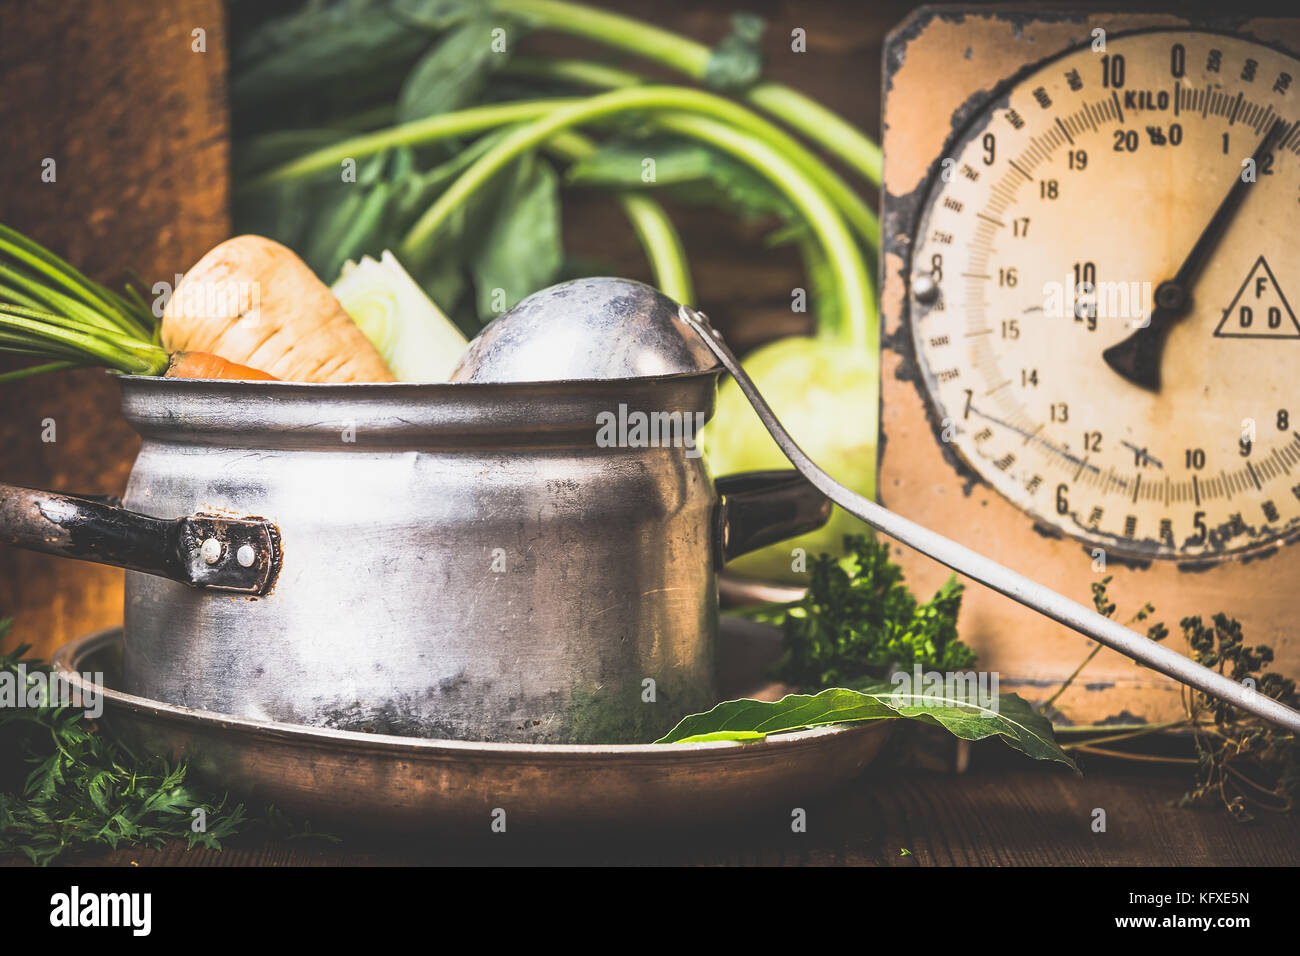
[{"xmin": 1102, "ymin": 119, "xmax": 1287, "ymax": 391}]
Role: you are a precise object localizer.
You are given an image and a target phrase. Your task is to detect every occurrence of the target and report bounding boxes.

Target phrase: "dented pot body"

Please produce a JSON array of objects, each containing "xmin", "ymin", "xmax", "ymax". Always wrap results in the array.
[{"xmin": 108, "ymin": 373, "xmax": 807, "ymax": 744}]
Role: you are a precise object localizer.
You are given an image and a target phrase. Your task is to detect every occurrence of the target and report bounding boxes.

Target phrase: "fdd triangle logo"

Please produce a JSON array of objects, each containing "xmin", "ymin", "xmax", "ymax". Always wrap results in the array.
[{"xmin": 1213, "ymin": 255, "xmax": 1300, "ymax": 339}]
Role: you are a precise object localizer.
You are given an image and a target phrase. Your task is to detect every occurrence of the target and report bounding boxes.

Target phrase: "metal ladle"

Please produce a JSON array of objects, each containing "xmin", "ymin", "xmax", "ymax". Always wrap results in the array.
[
  {"xmin": 673, "ymin": 305, "xmax": 1300, "ymax": 734},
  {"xmin": 453, "ymin": 277, "xmax": 1300, "ymax": 732}
]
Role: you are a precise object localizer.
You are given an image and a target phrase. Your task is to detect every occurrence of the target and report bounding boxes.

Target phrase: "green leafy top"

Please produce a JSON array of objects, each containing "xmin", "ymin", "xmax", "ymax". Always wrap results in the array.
[
  {"xmin": 754, "ymin": 533, "xmax": 977, "ymax": 688},
  {"xmin": 0, "ymin": 626, "xmax": 329, "ymax": 865},
  {"xmin": 0, "ymin": 224, "xmax": 163, "ymax": 382},
  {"xmin": 229, "ymin": 1, "xmax": 877, "ymax": 345}
]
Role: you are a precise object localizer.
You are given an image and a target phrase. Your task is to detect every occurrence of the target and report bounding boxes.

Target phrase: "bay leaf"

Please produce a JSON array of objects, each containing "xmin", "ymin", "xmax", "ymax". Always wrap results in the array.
[{"xmin": 656, "ymin": 684, "xmax": 1078, "ymax": 771}]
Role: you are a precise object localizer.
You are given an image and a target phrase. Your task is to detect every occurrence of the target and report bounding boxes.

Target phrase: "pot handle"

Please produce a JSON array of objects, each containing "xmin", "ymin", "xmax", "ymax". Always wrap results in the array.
[
  {"xmin": 0, "ymin": 482, "xmax": 281, "ymax": 595},
  {"xmin": 714, "ymin": 470, "xmax": 832, "ymax": 564}
]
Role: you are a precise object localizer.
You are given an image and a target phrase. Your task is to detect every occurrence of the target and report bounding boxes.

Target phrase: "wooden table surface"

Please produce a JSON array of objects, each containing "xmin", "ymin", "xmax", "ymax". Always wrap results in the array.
[{"xmin": 23, "ymin": 757, "xmax": 1295, "ymax": 867}]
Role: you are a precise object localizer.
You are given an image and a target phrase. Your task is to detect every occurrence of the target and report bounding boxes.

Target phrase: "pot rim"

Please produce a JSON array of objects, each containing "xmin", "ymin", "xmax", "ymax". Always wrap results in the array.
[
  {"xmin": 116, "ymin": 368, "xmax": 720, "ymax": 389},
  {"xmin": 116, "ymin": 369, "xmax": 721, "ymax": 447}
]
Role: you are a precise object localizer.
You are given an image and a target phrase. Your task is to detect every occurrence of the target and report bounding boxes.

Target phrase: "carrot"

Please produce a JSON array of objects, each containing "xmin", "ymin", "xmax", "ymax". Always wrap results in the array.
[
  {"xmin": 0, "ymin": 224, "xmax": 367, "ymax": 385},
  {"xmin": 165, "ymin": 351, "xmax": 279, "ymax": 381},
  {"xmin": 0, "ymin": 303, "xmax": 279, "ymax": 383},
  {"xmin": 161, "ymin": 236, "xmax": 395, "ymax": 383}
]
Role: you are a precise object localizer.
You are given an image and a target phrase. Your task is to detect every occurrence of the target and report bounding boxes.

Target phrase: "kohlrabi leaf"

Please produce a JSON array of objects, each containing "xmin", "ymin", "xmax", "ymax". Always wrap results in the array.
[
  {"xmin": 465, "ymin": 154, "xmax": 563, "ymax": 320},
  {"xmin": 565, "ymin": 135, "xmax": 792, "ymax": 222},
  {"xmin": 232, "ymin": 0, "xmax": 435, "ymax": 108},
  {"xmin": 396, "ymin": 15, "xmax": 507, "ymax": 123},
  {"xmin": 656, "ymin": 684, "xmax": 1078, "ymax": 771}
]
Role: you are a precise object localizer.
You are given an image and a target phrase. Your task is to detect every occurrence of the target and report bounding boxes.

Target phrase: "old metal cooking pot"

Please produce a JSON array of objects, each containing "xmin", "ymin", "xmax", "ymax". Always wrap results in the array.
[{"xmin": 0, "ymin": 361, "xmax": 828, "ymax": 746}]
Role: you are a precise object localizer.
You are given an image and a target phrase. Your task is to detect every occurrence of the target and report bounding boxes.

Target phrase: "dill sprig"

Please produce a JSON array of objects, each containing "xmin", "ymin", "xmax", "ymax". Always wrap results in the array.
[
  {"xmin": 1049, "ymin": 579, "xmax": 1297, "ymax": 821},
  {"xmin": 0, "ymin": 620, "xmax": 333, "ymax": 864}
]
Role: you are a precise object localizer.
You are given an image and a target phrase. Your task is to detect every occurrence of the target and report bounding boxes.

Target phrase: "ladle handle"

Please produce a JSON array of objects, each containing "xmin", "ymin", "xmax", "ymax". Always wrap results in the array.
[{"xmin": 678, "ymin": 306, "xmax": 1300, "ymax": 734}]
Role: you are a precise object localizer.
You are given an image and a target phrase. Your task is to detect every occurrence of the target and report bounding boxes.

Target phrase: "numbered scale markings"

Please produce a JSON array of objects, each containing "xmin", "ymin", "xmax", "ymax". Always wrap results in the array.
[{"xmin": 911, "ymin": 29, "xmax": 1300, "ymax": 559}]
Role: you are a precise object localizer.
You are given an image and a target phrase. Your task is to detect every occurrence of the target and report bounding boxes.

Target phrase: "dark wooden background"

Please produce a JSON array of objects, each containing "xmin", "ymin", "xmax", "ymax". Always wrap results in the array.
[
  {"xmin": 0, "ymin": 0, "xmax": 913, "ymax": 657},
  {"xmin": 21, "ymin": 753, "xmax": 1300, "ymax": 867},
  {"xmin": 0, "ymin": 0, "xmax": 1227, "ymax": 657},
  {"xmin": 0, "ymin": 0, "xmax": 230, "ymax": 658}
]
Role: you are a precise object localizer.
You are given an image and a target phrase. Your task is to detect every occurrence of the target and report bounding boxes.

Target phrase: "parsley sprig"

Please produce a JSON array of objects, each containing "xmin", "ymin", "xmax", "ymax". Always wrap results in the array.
[{"xmin": 741, "ymin": 533, "xmax": 976, "ymax": 687}]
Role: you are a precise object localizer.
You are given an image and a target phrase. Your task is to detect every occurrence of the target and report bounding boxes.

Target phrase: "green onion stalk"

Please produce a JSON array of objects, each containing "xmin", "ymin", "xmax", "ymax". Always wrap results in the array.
[
  {"xmin": 244, "ymin": 100, "xmax": 572, "ymax": 191},
  {"xmin": 543, "ymin": 129, "xmax": 694, "ymax": 304},
  {"xmin": 490, "ymin": 0, "xmax": 883, "ymax": 186}
]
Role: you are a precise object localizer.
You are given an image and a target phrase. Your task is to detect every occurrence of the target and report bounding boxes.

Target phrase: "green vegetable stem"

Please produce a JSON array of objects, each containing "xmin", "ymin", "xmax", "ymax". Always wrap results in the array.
[
  {"xmin": 500, "ymin": 56, "xmax": 881, "ymax": 250},
  {"xmin": 395, "ymin": 85, "xmax": 875, "ymax": 350},
  {"xmin": 490, "ymin": 0, "xmax": 883, "ymax": 185},
  {"xmin": 544, "ymin": 130, "xmax": 694, "ymax": 304},
  {"xmin": 233, "ymin": 1, "xmax": 887, "ymax": 576}
]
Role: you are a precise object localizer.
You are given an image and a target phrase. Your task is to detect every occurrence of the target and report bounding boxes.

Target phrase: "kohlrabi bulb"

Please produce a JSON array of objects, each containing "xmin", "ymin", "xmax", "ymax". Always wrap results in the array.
[{"xmin": 705, "ymin": 335, "xmax": 879, "ymax": 584}]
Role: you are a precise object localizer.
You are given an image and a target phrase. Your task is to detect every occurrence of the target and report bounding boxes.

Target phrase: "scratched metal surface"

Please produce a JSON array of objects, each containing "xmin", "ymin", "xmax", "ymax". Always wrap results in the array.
[{"xmin": 114, "ymin": 372, "xmax": 721, "ymax": 745}]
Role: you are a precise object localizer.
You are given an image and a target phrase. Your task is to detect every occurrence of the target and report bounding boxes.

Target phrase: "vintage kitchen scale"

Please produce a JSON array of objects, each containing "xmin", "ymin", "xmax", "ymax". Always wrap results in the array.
[{"xmin": 880, "ymin": 7, "xmax": 1300, "ymax": 725}]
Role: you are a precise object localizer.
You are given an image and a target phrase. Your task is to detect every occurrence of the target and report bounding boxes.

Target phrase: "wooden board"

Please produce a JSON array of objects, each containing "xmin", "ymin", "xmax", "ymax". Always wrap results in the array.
[
  {"xmin": 0, "ymin": 0, "xmax": 230, "ymax": 659},
  {"xmin": 5, "ymin": 760, "xmax": 1295, "ymax": 866}
]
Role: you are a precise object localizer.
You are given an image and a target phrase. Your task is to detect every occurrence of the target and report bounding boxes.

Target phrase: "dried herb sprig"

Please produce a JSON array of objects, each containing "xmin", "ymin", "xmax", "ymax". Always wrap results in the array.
[
  {"xmin": 1178, "ymin": 613, "xmax": 1298, "ymax": 820},
  {"xmin": 1049, "ymin": 580, "xmax": 1297, "ymax": 821}
]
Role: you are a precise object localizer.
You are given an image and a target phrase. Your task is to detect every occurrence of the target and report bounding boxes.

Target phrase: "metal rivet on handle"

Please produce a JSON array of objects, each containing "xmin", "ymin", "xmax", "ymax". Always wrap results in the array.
[
  {"xmin": 200, "ymin": 538, "xmax": 222, "ymax": 565},
  {"xmin": 236, "ymin": 544, "xmax": 256, "ymax": 568}
]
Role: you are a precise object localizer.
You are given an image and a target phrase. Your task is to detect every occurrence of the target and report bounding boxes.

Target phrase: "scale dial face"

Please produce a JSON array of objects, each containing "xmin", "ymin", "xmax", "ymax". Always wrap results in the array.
[{"xmin": 910, "ymin": 28, "xmax": 1300, "ymax": 561}]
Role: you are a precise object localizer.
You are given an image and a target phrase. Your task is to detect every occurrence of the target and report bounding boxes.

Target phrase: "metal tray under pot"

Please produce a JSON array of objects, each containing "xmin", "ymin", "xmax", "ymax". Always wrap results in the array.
[{"xmin": 52, "ymin": 621, "xmax": 891, "ymax": 831}]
